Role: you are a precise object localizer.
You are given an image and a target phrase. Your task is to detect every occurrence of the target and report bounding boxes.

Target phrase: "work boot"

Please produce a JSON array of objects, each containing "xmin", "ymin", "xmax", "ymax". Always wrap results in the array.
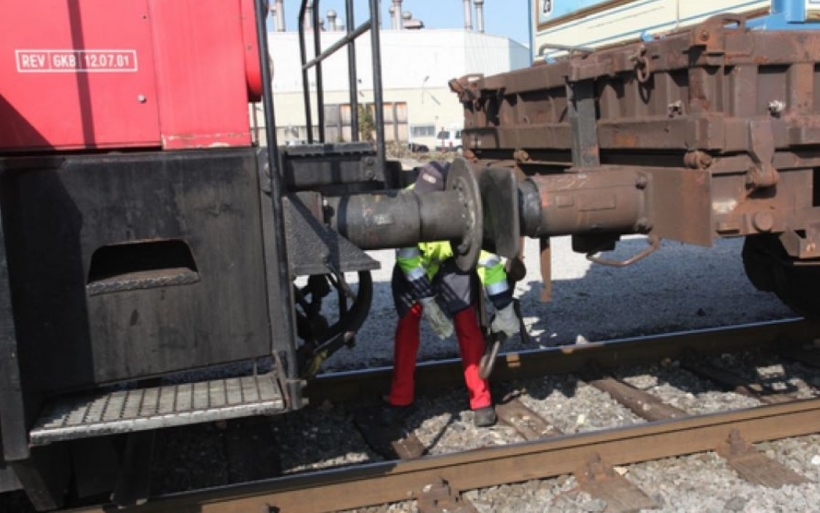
[
  {"xmin": 473, "ymin": 406, "xmax": 497, "ymax": 428},
  {"xmin": 380, "ymin": 402, "xmax": 415, "ymax": 426}
]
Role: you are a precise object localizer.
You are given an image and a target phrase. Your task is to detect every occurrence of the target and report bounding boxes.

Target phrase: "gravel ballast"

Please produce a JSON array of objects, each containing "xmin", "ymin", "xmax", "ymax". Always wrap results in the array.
[
  {"xmin": 322, "ymin": 236, "xmax": 818, "ymax": 512},
  {"xmin": 325, "ymin": 236, "xmax": 797, "ymax": 372},
  {"xmin": 2, "ymin": 236, "xmax": 816, "ymax": 513}
]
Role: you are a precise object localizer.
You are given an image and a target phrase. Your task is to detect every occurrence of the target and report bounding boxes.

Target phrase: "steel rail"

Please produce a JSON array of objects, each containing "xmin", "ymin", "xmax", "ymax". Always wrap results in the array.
[
  {"xmin": 60, "ymin": 318, "xmax": 820, "ymax": 512},
  {"xmin": 305, "ymin": 317, "xmax": 820, "ymax": 403},
  {"xmin": 68, "ymin": 399, "xmax": 820, "ymax": 513}
]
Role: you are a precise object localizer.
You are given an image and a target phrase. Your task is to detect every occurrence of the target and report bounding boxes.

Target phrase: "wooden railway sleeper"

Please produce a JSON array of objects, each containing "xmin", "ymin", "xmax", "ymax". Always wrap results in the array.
[
  {"xmin": 716, "ymin": 429, "xmax": 810, "ymax": 487},
  {"xmin": 574, "ymin": 453, "xmax": 659, "ymax": 513},
  {"xmin": 417, "ymin": 478, "xmax": 479, "ymax": 513}
]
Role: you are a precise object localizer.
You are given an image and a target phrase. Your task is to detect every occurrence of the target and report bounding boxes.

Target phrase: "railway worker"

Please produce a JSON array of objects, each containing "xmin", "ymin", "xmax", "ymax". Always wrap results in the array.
[{"xmin": 382, "ymin": 161, "xmax": 520, "ymax": 428}]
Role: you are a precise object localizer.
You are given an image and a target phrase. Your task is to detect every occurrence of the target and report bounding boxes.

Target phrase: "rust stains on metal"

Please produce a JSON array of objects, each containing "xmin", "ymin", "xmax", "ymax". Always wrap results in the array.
[
  {"xmin": 452, "ymin": 14, "xmax": 820, "ymax": 252},
  {"xmin": 539, "ymin": 237, "xmax": 552, "ymax": 303},
  {"xmin": 684, "ymin": 150, "xmax": 713, "ymax": 169},
  {"xmin": 611, "ymin": 130, "xmax": 639, "ymax": 148}
]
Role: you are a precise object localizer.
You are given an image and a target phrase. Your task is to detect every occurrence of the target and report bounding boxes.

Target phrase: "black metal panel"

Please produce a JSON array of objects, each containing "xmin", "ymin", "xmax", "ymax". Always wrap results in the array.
[
  {"xmin": 0, "ymin": 148, "xmax": 272, "ymax": 392},
  {"xmin": 256, "ymin": 157, "xmax": 298, "ymax": 403},
  {"xmin": 479, "ymin": 167, "xmax": 520, "ymax": 259},
  {"xmin": 0, "ymin": 201, "xmax": 32, "ymax": 463},
  {"xmin": 0, "ymin": 455, "xmax": 22, "ymax": 493},
  {"xmin": 283, "ymin": 193, "xmax": 379, "ymax": 277},
  {"xmin": 281, "ymin": 142, "xmax": 384, "ymax": 191},
  {"xmin": 9, "ymin": 445, "xmax": 70, "ymax": 511}
]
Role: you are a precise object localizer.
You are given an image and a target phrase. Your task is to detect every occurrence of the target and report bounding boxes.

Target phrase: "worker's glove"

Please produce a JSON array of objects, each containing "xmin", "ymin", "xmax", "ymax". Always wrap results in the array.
[
  {"xmin": 505, "ymin": 256, "xmax": 527, "ymax": 283},
  {"xmin": 419, "ymin": 296, "xmax": 454, "ymax": 340},
  {"xmin": 491, "ymin": 302, "xmax": 520, "ymax": 339}
]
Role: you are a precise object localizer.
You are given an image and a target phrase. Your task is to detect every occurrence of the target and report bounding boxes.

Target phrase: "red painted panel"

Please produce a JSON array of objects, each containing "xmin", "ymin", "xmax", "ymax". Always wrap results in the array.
[
  {"xmin": 242, "ymin": 0, "xmax": 264, "ymax": 102},
  {"xmin": 148, "ymin": 0, "xmax": 252, "ymax": 149},
  {"xmin": 0, "ymin": 0, "xmax": 161, "ymax": 151},
  {"xmin": 0, "ymin": 0, "xmax": 255, "ymax": 152}
]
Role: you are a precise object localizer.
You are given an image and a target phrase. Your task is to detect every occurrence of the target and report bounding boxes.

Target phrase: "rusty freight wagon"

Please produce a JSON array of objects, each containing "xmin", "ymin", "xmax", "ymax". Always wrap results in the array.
[{"xmin": 450, "ymin": 5, "xmax": 820, "ymax": 319}]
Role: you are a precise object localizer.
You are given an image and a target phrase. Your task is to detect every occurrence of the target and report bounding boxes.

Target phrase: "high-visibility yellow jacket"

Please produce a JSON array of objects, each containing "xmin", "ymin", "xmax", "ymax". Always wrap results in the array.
[{"xmin": 396, "ymin": 241, "xmax": 512, "ymax": 309}]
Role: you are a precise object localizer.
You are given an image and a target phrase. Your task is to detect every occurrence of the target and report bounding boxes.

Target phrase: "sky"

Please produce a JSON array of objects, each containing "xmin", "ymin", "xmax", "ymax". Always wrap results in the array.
[{"xmin": 277, "ymin": 0, "xmax": 532, "ymax": 46}]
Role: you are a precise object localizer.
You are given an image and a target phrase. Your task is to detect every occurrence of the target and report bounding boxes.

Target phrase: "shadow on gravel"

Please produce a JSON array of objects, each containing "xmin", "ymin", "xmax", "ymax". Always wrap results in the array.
[
  {"xmin": 327, "ymin": 238, "xmax": 794, "ymax": 375},
  {"xmin": 514, "ymin": 237, "xmax": 795, "ymax": 350}
]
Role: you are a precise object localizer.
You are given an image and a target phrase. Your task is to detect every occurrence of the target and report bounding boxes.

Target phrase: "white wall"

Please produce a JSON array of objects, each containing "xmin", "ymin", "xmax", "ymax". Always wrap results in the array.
[
  {"xmin": 532, "ymin": 0, "xmax": 770, "ymax": 60},
  {"xmin": 264, "ymin": 29, "xmax": 529, "ymax": 145}
]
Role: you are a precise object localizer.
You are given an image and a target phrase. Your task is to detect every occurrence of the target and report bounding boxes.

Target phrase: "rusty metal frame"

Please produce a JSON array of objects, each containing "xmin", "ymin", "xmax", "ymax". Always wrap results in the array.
[{"xmin": 455, "ymin": 15, "xmax": 820, "ymax": 257}]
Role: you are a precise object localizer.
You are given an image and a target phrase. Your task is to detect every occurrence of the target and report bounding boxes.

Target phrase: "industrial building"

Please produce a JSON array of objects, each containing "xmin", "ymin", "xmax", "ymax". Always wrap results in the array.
[{"xmin": 260, "ymin": 0, "xmax": 530, "ymax": 150}]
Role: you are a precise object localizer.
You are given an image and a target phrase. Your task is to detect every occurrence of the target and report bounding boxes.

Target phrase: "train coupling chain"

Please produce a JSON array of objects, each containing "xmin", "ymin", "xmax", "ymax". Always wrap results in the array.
[
  {"xmin": 629, "ymin": 45, "xmax": 651, "ymax": 84},
  {"xmin": 586, "ymin": 235, "xmax": 660, "ymax": 268}
]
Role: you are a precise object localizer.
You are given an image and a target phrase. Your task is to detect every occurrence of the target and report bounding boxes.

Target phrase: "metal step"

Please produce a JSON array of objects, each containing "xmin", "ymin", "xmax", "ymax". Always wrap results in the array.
[{"xmin": 30, "ymin": 373, "xmax": 285, "ymax": 446}]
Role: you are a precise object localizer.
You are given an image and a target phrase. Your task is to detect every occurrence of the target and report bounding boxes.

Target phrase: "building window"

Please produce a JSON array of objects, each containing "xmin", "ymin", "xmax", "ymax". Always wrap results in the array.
[{"xmin": 411, "ymin": 125, "xmax": 436, "ymax": 138}]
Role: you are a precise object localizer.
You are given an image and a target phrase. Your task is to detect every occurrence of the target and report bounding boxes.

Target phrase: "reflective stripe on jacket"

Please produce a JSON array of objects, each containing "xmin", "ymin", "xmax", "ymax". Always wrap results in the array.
[{"xmin": 396, "ymin": 241, "xmax": 510, "ymax": 304}]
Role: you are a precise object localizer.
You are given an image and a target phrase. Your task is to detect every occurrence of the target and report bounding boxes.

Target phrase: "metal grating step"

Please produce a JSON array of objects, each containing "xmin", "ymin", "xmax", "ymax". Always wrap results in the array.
[{"xmin": 30, "ymin": 373, "xmax": 285, "ymax": 446}]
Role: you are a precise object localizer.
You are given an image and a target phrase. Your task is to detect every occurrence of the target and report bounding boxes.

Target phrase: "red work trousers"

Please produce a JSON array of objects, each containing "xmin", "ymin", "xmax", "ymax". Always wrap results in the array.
[{"xmin": 387, "ymin": 303, "xmax": 491, "ymax": 410}]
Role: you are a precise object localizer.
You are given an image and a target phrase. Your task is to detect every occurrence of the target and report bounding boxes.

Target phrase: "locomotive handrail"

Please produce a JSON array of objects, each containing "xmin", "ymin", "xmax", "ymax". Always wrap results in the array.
[
  {"xmin": 537, "ymin": 42, "xmax": 595, "ymax": 56},
  {"xmin": 301, "ymin": 20, "xmax": 371, "ymax": 72},
  {"xmin": 255, "ymin": 0, "xmax": 303, "ymax": 410},
  {"xmin": 297, "ymin": 0, "xmax": 386, "ymax": 174}
]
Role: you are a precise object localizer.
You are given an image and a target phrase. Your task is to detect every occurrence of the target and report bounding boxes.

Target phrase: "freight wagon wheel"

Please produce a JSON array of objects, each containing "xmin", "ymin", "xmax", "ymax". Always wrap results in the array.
[
  {"xmin": 742, "ymin": 235, "xmax": 820, "ymax": 319},
  {"xmin": 741, "ymin": 235, "xmax": 777, "ymax": 292},
  {"xmin": 294, "ymin": 270, "xmax": 373, "ymax": 378}
]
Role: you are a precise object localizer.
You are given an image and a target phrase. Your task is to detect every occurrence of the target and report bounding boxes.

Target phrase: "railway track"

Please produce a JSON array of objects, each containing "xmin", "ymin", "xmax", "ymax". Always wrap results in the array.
[
  {"xmin": 304, "ymin": 317, "xmax": 820, "ymax": 403},
  {"xmin": 69, "ymin": 402, "xmax": 820, "ymax": 513},
  {"xmin": 53, "ymin": 318, "xmax": 820, "ymax": 513}
]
